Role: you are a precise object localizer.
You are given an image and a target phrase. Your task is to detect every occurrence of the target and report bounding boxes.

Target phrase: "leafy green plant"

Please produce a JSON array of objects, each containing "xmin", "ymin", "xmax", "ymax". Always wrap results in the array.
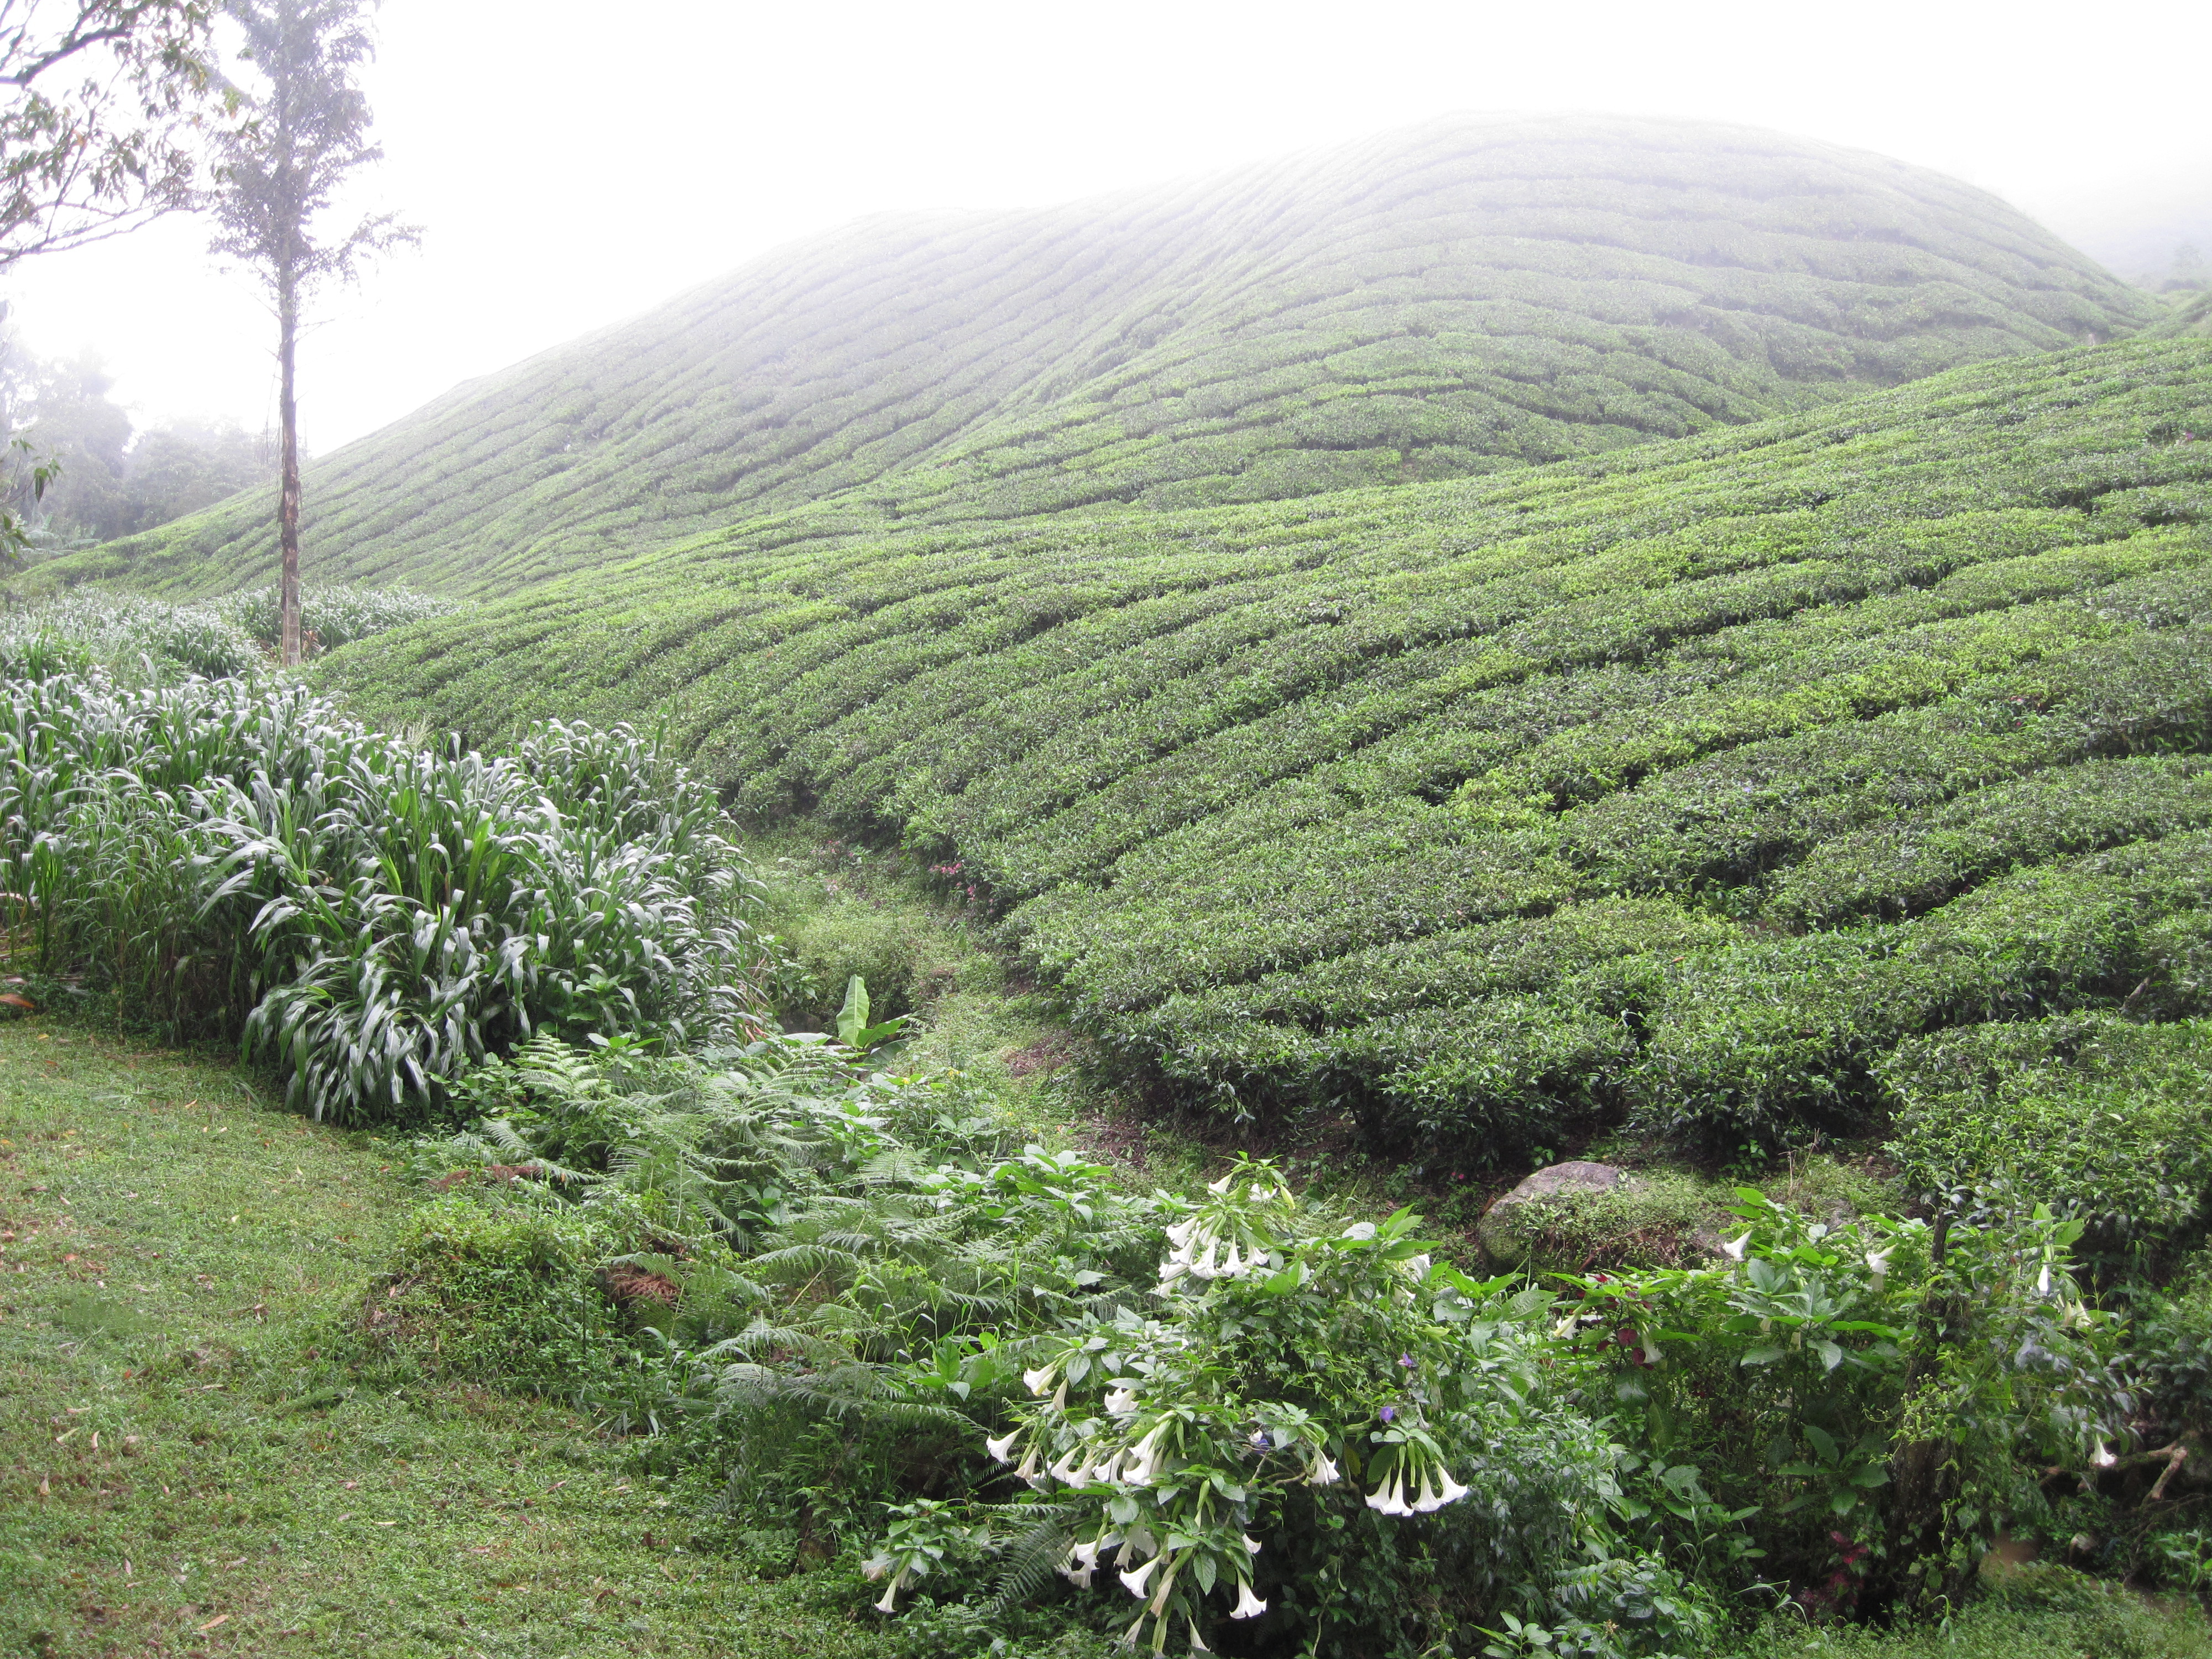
[
  {"xmin": 215, "ymin": 582, "xmax": 454, "ymax": 654},
  {"xmin": 834, "ymin": 974, "xmax": 910, "ymax": 1054},
  {"xmin": 1882, "ymin": 1014, "xmax": 2212, "ymax": 1239},
  {"xmin": 0, "ymin": 662, "xmax": 776, "ymax": 1120},
  {"xmin": 1564, "ymin": 1191, "xmax": 2131, "ymax": 1618}
]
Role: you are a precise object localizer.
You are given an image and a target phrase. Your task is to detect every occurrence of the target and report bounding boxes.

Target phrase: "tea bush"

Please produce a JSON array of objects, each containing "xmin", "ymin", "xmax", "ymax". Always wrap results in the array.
[
  {"xmin": 304, "ymin": 339, "xmax": 2212, "ymax": 1170},
  {"xmin": 1882, "ymin": 1015, "xmax": 2212, "ymax": 1238},
  {"xmin": 76, "ymin": 116, "xmax": 2154, "ymax": 600},
  {"xmin": 1627, "ymin": 831, "xmax": 2212, "ymax": 1146}
]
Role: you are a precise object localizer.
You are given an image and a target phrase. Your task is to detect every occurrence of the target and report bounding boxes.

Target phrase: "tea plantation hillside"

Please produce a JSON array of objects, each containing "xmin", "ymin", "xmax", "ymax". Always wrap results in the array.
[
  {"xmin": 66, "ymin": 112, "xmax": 2157, "ymax": 599},
  {"xmin": 324, "ymin": 336, "xmax": 2212, "ymax": 1186}
]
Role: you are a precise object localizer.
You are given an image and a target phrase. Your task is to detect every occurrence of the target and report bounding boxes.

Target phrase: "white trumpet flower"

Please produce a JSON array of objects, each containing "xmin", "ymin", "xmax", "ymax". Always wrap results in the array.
[
  {"xmin": 1243, "ymin": 1533, "xmax": 1261, "ymax": 1556},
  {"xmin": 2037, "ymin": 1262, "xmax": 2053, "ymax": 1297},
  {"xmin": 1230, "ymin": 1579, "xmax": 1269, "ymax": 1619},
  {"xmin": 1022, "ymin": 1364, "xmax": 1057, "ymax": 1396},
  {"xmin": 1049, "ymin": 1452, "xmax": 1088, "ymax": 1486},
  {"xmin": 1165, "ymin": 1218, "xmax": 1197, "ymax": 1250},
  {"xmin": 1119, "ymin": 1553, "xmax": 1163, "ymax": 1599},
  {"xmin": 1125, "ymin": 1422, "xmax": 1171, "ymax": 1485},
  {"xmin": 1208, "ymin": 1173, "xmax": 1234, "ymax": 1194},
  {"xmin": 984, "ymin": 1430, "xmax": 1019, "ymax": 1463},
  {"xmin": 1410, "ymin": 1469, "xmax": 1444, "ymax": 1513},
  {"xmin": 1432, "ymin": 1469, "xmax": 1470, "ymax": 1507},
  {"xmin": 1365, "ymin": 1469, "xmax": 1413, "ymax": 1516},
  {"xmin": 1722, "ymin": 1230, "xmax": 1753, "ymax": 1261},
  {"xmin": 1308, "ymin": 1452, "xmax": 1341, "ymax": 1486},
  {"xmin": 1104, "ymin": 1387, "xmax": 1139, "ymax": 1416},
  {"xmin": 1188, "ymin": 1616, "xmax": 1213, "ymax": 1652},
  {"xmin": 1220, "ymin": 1241, "xmax": 1245, "ymax": 1277},
  {"xmin": 873, "ymin": 1572, "xmax": 905, "ymax": 1614},
  {"xmin": 1864, "ymin": 1247, "xmax": 1891, "ymax": 1286}
]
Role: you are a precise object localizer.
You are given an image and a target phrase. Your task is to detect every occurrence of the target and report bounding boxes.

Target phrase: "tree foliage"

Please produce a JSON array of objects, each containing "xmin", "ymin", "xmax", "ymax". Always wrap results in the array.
[
  {"xmin": 204, "ymin": 0, "xmax": 411, "ymax": 662},
  {"xmin": 0, "ymin": 0, "xmax": 221, "ymax": 267},
  {"xmin": 0, "ymin": 334, "xmax": 270, "ymax": 546}
]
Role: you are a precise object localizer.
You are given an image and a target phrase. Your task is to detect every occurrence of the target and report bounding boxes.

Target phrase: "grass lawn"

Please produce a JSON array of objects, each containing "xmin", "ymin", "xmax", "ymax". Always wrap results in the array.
[{"xmin": 0, "ymin": 1014, "xmax": 883, "ymax": 1659}]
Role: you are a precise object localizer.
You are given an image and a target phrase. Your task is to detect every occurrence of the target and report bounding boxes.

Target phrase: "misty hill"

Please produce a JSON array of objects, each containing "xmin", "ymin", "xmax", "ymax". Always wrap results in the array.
[
  {"xmin": 327, "ymin": 335, "xmax": 2212, "ymax": 1157},
  {"xmin": 77, "ymin": 112, "xmax": 2158, "ymax": 598}
]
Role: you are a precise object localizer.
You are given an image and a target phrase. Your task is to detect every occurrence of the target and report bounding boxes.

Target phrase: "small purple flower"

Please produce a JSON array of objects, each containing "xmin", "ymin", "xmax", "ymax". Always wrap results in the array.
[
  {"xmin": 1398, "ymin": 1353, "xmax": 1415, "ymax": 1369},
  {"xmin": 1379, "ymin": 1405, "xmax": 1396, "ymax": 1422}
]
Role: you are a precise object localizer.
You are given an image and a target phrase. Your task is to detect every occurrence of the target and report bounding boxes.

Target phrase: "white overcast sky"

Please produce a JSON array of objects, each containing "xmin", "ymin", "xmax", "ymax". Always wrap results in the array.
[{"xmin": 4, "ymin": 0, "xmax": 2208, "ymax": 452}]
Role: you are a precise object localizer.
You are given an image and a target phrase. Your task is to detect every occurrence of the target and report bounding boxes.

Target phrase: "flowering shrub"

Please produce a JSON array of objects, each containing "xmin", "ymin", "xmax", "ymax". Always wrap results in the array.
[{"xmin": 869, "ymin": 1159, "xmax": 1672, "ymax": 1655}]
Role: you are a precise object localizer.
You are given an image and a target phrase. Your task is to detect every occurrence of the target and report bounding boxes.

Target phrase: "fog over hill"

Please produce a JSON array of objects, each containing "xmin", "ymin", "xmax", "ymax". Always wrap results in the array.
[{"xmin": 69, "ymin": 112, "xmax": 2159, "ymax": 598}]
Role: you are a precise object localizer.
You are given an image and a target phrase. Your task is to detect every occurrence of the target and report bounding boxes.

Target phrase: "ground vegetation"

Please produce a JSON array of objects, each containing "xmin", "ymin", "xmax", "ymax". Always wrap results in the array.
[{"xmin": 5, "ymin": 584, "xmax": 2211, "ymax": 1656}]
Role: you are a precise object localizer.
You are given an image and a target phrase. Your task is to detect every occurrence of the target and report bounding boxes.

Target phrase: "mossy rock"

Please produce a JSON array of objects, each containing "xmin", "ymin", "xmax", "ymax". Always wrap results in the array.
[{"xmin": 1478, "ymin": 1162, "xmax": 1718, "ymax": 1271}]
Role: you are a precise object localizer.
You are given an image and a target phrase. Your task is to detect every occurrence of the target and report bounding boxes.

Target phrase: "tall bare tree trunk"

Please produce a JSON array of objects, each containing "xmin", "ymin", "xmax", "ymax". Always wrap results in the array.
[{"xmin": 276, "ymin": 266, "xmax": 302, "ymax": 667}]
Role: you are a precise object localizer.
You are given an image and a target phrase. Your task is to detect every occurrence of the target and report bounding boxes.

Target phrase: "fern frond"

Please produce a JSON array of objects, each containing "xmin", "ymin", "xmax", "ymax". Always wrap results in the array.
[{"xmin": 985, "ymin": 1513, "xmax": 1076, "ymax": 1618}]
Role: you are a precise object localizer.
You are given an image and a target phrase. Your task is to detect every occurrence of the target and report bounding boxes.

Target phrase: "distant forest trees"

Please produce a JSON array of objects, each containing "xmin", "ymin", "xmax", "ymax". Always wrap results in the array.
[{"xmin": 1, "ymin": 337, "xmax": 271, "ymax": 552}]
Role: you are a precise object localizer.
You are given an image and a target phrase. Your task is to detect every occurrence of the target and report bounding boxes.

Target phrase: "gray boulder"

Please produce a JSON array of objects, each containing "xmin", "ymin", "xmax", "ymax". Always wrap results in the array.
[{"xmin": 1479, "ymin": 1161, "xmax": 1637, "ymax": 1265}]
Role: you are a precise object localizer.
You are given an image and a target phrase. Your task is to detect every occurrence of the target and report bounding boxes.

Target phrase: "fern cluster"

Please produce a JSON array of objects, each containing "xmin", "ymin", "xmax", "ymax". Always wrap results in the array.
[{"xmin": 410, "ymin": 1033, "xmax": 1166, "ymax": 1504}]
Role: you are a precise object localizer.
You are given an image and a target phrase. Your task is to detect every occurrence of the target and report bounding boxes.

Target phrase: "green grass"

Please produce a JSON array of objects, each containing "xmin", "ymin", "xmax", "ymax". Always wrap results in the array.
[
  {"xmin": 0, "ymin": 1014, "xmax": 891, "ymax": 1658},
  {"xmin": 1730, "ymin": 1574, "xmax": 2212, "ymax": 1659},
  {"xmin": 36, "ymin": 114, "xmax": 2158, "ymax": 602}
]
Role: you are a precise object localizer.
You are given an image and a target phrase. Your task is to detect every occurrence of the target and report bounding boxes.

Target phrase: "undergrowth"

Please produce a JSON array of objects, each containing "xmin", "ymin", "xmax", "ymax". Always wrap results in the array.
[{"xmin": 0, "ymin": 656, "xmax": 775, "ymax": 1122}]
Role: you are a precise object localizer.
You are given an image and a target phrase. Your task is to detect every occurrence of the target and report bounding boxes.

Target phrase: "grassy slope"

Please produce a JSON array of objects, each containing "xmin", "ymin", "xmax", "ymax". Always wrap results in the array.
[
  {"xmin": 0, "ymin": 1016, "xmax": 881, "ymax": 1659},
  {"xmin": 54, "ymin": 114, "xmax": 2156, "ymax": 601}
]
